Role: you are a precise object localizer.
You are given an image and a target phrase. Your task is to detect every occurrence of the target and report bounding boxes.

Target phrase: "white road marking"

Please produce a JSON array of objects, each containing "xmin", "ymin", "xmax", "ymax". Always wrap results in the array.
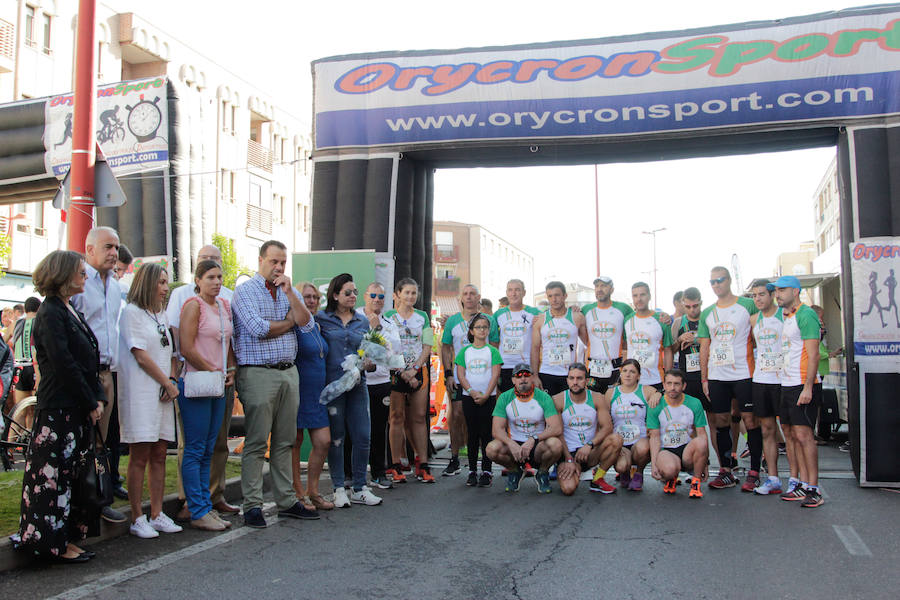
[
  {"xmin": 832, "ymin": 525, "xmax": 872, "ymax": 557},
  {"xmin": 47, "ymin": 509, "xmax": 281, "ymax": 600}
]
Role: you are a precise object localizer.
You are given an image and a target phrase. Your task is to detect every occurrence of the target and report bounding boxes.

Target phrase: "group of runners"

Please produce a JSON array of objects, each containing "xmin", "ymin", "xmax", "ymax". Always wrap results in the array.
[{"xmin": 438, "ymin": 270, "xmax": 825, "ymax": 507}]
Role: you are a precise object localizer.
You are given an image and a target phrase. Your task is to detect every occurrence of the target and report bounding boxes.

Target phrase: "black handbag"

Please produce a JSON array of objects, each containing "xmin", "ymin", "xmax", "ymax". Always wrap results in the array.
[{"xmin": 74, "ymin": 425, "xmax": 114, "ymax": 512}]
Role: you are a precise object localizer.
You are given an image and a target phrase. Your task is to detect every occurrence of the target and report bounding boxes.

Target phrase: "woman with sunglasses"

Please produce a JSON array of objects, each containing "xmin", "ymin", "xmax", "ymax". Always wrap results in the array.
[
  {"xmin": 454, "ymin": 313, "xmax": 502, "ymax": 487},
  {"xmin": 605, "ymin": 359, "xmax": 660, "ymax": 492},
  {"xmin": 316, "ymin": 273, "xmax": 382, "ymax": 507},
  {"xmin": 291, "ymin": 282, "xmax": 334, "ymax": 511},
  {"xmin": 384, "ymin": 277, "xmax": 435, "ymax": 483},
  {"xmin": 118, "ymin": 263, "xmax": 182, "ymax": 538}
]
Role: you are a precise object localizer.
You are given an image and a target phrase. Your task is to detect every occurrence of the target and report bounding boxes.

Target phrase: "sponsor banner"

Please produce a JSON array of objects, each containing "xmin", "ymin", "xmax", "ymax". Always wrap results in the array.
[
  {"xmin": 292, "ymin": 250, "xmax": 377, "ymax": 311},
  {"xmin": 850, "ymin": 238, "xmax": 900, "ymax": 360},
  {"xmin": 44, "ymin": 77, "xmax": 169, "ymax": 177},
  {"xmin": 313, "ymin": 8, "xmax": 900, "ymax": 150}
]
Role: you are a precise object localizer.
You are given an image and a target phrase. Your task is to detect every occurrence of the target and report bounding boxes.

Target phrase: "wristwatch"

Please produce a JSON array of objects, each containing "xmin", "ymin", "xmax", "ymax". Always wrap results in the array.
[{"xmin": 586, "ymin": 441, "xmax": 595, "ymax": 448}]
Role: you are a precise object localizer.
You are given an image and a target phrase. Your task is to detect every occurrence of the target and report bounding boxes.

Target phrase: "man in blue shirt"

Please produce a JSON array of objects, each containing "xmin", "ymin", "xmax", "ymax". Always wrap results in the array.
[{"xmin": 232, "ymin": 240, "xmax": 316, "ymax": 527}]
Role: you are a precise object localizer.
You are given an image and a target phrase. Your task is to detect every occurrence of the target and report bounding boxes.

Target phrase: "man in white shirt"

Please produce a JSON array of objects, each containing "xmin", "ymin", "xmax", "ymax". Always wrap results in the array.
[
  {"xmin": 71, "ymin": 226, "xmax": 126, "ymax": 523},
  {"xmin": 167, "ymin": 245, "xmax": 239, "ymax": 518}
]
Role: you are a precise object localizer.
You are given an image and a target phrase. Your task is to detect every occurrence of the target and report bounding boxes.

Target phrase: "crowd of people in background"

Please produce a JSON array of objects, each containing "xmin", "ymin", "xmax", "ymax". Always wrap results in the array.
[{"xmin": 3, "ymin": 227, "xmax": 834, "ymax": 564}]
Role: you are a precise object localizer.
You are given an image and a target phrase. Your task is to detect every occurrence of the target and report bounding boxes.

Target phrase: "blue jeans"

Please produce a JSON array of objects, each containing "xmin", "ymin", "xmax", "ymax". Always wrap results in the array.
[
  {"xmin": 326, "ymin": 383, "xmax": 371, "ymax": 491},
  {"xmin": 178, "ymin": 380, "xmax": 226, "ymax": 520}
]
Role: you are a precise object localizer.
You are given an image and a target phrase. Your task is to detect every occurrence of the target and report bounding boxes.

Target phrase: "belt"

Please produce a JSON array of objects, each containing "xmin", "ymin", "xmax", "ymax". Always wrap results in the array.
[
  {"xmin": 245, "ymin": 361, "xmax": 295, "ymax": 371},
  {"xmin": 98, "ymin": 364, "xmax": 111, "ymax": 371}
]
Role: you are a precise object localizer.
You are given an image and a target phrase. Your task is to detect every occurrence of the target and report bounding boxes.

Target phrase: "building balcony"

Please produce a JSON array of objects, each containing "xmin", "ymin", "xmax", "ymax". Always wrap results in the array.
[
  {"xmin": 435, "ymin": 277, "xmax": 460, "ymax": 294},
  {"xmin": 247, "ymin": 139, "xmax": 273, "ymax": 173},
  {"xmin": 246, "ymin": 204, "xmax": 272, "ymax": 235},
  {"xmin": 434, "ymin": 244, "xmax": 458, "ymax": 263},
  {"xmin": 0, "ymin": 18, "xmax": 14, "ymax": 73}
]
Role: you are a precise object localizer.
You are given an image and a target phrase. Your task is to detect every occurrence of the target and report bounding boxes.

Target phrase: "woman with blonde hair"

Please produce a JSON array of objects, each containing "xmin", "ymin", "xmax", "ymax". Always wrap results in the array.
[{"xmin": 118, "ymin": 263, "xmax": 182, "ymax": 539}]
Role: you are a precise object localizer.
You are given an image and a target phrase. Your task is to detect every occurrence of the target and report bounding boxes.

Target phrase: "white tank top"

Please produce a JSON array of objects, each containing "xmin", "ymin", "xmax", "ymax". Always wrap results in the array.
[
  {"xmin": 610, "ymin": 385, "xmax": 649, "ymax": 446},
  {"xmin": 752, "ymin": 308, "xmax": 784, "ymax": 385},
  {"xmin": 540, "ymin": 308, "xmax": 579, "ymax": 376},
  {"xmin": 561, "ymin": 390, "xmax": 597, "ymax": 452}
]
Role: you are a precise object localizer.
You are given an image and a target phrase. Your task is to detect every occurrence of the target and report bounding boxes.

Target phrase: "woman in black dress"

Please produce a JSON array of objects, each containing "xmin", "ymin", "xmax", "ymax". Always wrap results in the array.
[{"xmin": 9, "ymin": 250, "xmax": 105, "ymax": 563}]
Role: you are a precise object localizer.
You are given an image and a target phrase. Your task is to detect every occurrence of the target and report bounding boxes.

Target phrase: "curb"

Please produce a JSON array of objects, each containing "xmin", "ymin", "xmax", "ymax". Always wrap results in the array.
[{"xmin": 1, "ymin": 471, "xmax": 264, "ymax": 573}]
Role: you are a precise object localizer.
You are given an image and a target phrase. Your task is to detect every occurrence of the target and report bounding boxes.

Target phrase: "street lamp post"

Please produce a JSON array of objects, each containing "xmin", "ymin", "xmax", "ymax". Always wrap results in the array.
[{"xmin": 641, "ymin": 227, "xmax": 666, "ymax": 301}]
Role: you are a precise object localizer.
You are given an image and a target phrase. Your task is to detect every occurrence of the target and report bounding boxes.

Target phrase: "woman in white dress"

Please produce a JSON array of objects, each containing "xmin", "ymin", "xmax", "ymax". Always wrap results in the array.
[{"xmin": 118, "ymin": 263, "xmax": 182, "ymax": 539}]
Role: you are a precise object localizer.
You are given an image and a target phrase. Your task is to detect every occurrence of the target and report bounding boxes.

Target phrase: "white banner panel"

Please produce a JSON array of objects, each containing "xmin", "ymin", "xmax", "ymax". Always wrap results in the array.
[
  {"xmin": 313, "ymin": 7, "xmax": 900, "ymax": 150},
  {"xmin": 44, "ymin": 77, "xmax": 169, "ymax": 177},
  {"xmin": 850, "ymin": 237, "xmax": 900, "ymax": 361}
]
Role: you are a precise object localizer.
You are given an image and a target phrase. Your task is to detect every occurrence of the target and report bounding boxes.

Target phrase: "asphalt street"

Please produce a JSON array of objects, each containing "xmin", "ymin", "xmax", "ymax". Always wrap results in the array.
[{"xmin": 1, "ymin": 447, "xmax": 897, "ymax": 600}]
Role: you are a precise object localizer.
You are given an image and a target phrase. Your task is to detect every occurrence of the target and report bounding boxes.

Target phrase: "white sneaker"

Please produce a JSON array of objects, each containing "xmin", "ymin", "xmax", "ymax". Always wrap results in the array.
[
  {"xmin": 129, "ymin": 514, "xmax": 159, "ymax": 539},
  {"xmin": 350, "ymin": 486, "xmax": 383, "ymax": 506},
  {"xmin": 333, "ymin": 487, "xmax": 351, "ymax": 508},
  {"xmin": 149, "ymin": 512, "xmax": 183, "ymax": 534}
]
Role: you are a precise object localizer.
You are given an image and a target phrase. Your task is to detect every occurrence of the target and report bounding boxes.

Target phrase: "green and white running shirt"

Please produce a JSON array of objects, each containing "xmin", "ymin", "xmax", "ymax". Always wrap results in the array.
[
  {"xmin": 539, "ymin": 308, "xmax": 579, "ymax": 376},
  {"xmin": 752, "ymin": 308, "xmax": 784, "ymax": 385},
  {"xmin": 581, "ymin": 301, "xmax": 632, "ymax": 363},
  {"xmin": 561, "ymin": 390, "xmax": 598, "ymax": 452},
  {"xmin": 697, "ymin": 297, "xmax": 758, "ymax": 381},
  {"xmin": 490, "ymin": 306, "xmax": 541, "ymax": 369},
  {"xmin": 384, "ymin": 308, "xmax": 431, "ymax": 368},
  {"xmin": 646, "ymin": 395, "xmax": 707, "ymax": 449},
  {"xmin": 492, "ymin": 388, "xmax": 558, "ymax": 442},
  {"xmin": 610, "ymin": 385, "xmax": 650, "ymax": 445},
  {"xmin": 454, "ymin": 343, "xmax": 503, "ymax": 397},
  {"xmin": 442, "ymin": 311, "xmax": 498, "ymax": 383},
  {"xmin": 780, "ymin": 304, "xmax": 821, "ymax": 387},
  {"xmin": 624, "ymin": 313, "xmax": 673, "ymax": 386}
]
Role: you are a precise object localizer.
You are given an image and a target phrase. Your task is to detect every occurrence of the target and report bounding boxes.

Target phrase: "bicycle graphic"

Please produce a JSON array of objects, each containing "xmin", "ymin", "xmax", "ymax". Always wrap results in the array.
[{"xmin": 96, "ymin": 105, "xmax": 126, "ymax": 144}]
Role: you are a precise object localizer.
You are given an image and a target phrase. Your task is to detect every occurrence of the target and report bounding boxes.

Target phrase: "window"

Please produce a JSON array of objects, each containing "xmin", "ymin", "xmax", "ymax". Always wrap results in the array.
[
  {"xmin": 249, "ymin": 182, "xmax": 261, "ymax": 207},
  {"xmin": 221, "ymin": 169, "xmax": 235, "ymax": 202},
  {"xmin": 230, "ymin": 106, "xmax": 237, "ymax": 135},
  {"xmin": 222, "ymin": 101, "xmax": 235, "ymax": 134},
  {"xmin": 303, "ymin": 205, "xmax": 308, "ymax": 232},
  {"xmin": 24, "ymin": 6, "xmax": 35, "ymax": 47},
  {"xmin": 97, "ymin": 41, "xmax": 103, "ymax": 78},
  {"xmin": 435, "ymin": 231, "xmax": 453, "ymax": 245},
  {"xmin": 41, "ymin": 13, "xmax": 51, "ymax": 54}
]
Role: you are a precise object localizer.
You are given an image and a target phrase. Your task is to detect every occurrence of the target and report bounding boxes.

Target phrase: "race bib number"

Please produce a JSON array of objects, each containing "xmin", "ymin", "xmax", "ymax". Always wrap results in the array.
[
  {"xmin": 662, "ymin": 426, "xmax": 689, "ymax": 448},
  {"xmin": 760, "ymin": 351, "xmax": 783, "ymax": 372},
  {"xmin": 589, "ymin": 359, "xmax": 613, "ymax": 379},
  {"xmin": 548, "ymin": 345, "xmax": 568, "ymax": 366},
  {"xmin": 685, "ymin": 352, "xmax": 701, "ymax": 372},
  {"xmin": 711, "ymin": 344, "xmax": 735, "ymax": 367},
  {"xmin": 501, "ymin": 335, "xmax": 524, "ymax": 355},
  {"xmin": 616, "ymin": 422, "xmax": 640, "ymax": 444},
  {"xmin": 634, "ymin": 349, "xmax": 654, "ymax": 369}
]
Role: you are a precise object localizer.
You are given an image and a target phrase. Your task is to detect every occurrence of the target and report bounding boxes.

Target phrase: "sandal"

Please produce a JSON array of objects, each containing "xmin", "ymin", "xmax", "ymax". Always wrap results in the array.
[
  {"xmin": 298, "ymin": 495, "xmax": 317, "ymax": 511},
  {"xmin": 308, "ymin": 493, "xmax": 335, "ymax": 510}
]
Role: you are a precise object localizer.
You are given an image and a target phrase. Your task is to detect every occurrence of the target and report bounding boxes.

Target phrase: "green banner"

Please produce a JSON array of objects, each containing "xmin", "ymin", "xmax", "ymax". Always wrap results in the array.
[{"xmin": 292, "ymin": 250, "xmax": 376, "ymax": 310}]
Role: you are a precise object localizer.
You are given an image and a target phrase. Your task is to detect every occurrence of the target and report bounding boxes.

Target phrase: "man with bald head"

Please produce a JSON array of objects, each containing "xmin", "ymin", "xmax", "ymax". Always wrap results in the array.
[{"xmin": 167, "ymin": 244, "xmax": 240, "ymax": 518}]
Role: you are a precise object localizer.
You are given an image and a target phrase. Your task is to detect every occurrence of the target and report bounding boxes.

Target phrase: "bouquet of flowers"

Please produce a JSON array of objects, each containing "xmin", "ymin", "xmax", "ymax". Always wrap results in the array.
[{"xmin": 319, "ymin": 329, "xmax": 405, "ymax": 405}]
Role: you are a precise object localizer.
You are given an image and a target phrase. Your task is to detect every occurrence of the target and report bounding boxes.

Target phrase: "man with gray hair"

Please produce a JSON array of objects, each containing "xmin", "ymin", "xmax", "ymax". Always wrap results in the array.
[
  {"xmin": 71, "ymin": 226, "xmax": 127, "ymax": 523},
  {"xmin": 167, "ymin": 244, "xmax": 240, "ymax": 519}
]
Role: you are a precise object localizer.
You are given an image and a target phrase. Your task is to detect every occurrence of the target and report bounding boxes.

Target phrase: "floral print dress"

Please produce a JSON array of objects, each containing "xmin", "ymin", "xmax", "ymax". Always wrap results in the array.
[{"xmin": 9, "ymin": 408, "xmax": 98, "ymax": 557}]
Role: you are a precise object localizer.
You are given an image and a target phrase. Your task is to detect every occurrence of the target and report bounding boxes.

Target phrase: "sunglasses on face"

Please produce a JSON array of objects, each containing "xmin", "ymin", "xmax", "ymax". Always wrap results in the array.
[
  {"xmin": 683, "ymin": 303, "xmax": 701, "ymax": 310},
  {"xmin": 709, "ymin": 276, "xmax": 729, "ymax": 285},
  {"xmin": 369, "ymin": 293, "xmax": 385, "ymax": 299},
  {"xmin": 342, "ymin": 289, "xmax": 359, "ymax": 297}
]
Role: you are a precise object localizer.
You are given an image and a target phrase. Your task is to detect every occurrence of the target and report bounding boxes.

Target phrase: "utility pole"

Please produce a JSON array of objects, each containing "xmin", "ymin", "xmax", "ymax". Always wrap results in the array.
[
  {"xmin": 641, "ymin": 227, "xmax": 666, "ymax": 301},
  {"xmin": 67, "ymin": 0, "xmax": 97, "ymax": 252}
]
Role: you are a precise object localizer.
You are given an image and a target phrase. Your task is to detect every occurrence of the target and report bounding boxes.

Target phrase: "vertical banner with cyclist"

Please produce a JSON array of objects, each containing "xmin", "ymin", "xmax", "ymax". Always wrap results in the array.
[{"xmin": 43, "ymin": 76, "xmax": 170, "ymax": 178}]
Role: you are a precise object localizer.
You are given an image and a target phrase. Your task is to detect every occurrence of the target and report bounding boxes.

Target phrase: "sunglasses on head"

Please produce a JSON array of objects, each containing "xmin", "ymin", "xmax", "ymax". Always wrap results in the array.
[
  {"xmin": 368, "ymin": 293, "xmax": 385, "ymax": 299},
  {"xmin": 709, "ymin": 276, "xmax": 729, "ymax": 285}
]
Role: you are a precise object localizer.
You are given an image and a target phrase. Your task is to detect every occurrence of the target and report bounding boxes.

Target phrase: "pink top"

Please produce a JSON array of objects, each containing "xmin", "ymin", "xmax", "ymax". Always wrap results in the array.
[{"xmin": 181, "ymin": 296, "xmax": 233, "ymax": 373}]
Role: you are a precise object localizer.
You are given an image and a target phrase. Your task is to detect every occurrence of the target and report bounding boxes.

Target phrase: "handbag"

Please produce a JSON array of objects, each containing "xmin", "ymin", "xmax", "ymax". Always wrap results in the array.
[
  {"xmin": 73, "ymin": 425, "xmax": 114, "ymax": 512},
  {"xmin": 183, "ymin": 298, "xmax": 227, "ymax": 398}
]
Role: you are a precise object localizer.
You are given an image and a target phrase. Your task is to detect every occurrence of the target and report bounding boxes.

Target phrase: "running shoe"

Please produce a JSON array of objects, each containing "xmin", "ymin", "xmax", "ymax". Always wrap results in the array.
[
  {"xmin": 524, "ymin": 463, "xmax": 537, "ymax": 478},
  {"xmin": 466, "ymin": 471, "xmax": 478, "ymax": 486},
  {"xmin": 549, "ymin": 464, "xmax": 558, "ymax": 481},
  {"xmin": 663, "ymin": 479, "xmax": 677, "ymax": 494},
  {"xmin": 780, "ymin": 482, "xmax": 807, "ymax": 502},
  {"xmin": 589, "ymin": 477, "xmax": 617, "ymax": 494},
  {"xmin": 505, "ymin": 469, "xmax": 523, "ymax": 492},
  {"xmin": 350, "ymin": 486, "xmax": 383, "ymax": 506},
  {"xmin": 478, "ymin": 471, "xmax": 493, "ymax": 487},
  {"xmin": 416, "ymin": 466, "xmax": 436, "ymax": 483},
  {"xmin": 801, "ymin": 488, "xmax": 824, "ymax": 508},
  {"xmin": 369, "ymin": 476, "xmax": 394, "ymax": 490},
  {"xmin": 689, "ymin": 477, "xmax": 703, "ymax": 499},
  {"xmin": 386, "ymin": 466, "xmax": 406, "ymax": 483},
  {"xmin": 535, "ymin": 471, "xmax": 552, "ymax": 494},
  {"xmin": 628, "ymin": 472, "xmax": 644, "ymax": 492},
  {"xmin": 442, "ymin": 456, "xmax": 461, "ymax": 477},
  {"xmin": 740, "ymin": 470, "xmax": 760, "ymax": 493},
  {"xmin": 709, "ymin": 469, "xmax": 737, "ymax": 489},
  {"xmin": 619, "ymin": 469, "xmax": 632, "ymax": 488},
  {"xmin": 754, "ymin": 476, "xmax": 783, "ymax": 495}
]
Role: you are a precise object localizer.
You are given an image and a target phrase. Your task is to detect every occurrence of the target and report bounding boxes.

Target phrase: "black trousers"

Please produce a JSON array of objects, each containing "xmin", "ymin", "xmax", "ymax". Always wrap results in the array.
[
  {"xmin": 461, "ymin": 395, "xmax": 496, "ymax": 473},
  {"xmin": 367, "ymin": 382, "xmax": 391, "ymax": 478}
]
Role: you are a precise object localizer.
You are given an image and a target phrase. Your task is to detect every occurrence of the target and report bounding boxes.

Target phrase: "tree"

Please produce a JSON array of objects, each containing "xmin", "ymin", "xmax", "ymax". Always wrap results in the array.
[
  {"xmin": 211, "ymin": 233, "xmax": 251, "ymax": 289},
  {"xmin": 0, "ymin": 232, "xmax": 10, "ymax": 280}
]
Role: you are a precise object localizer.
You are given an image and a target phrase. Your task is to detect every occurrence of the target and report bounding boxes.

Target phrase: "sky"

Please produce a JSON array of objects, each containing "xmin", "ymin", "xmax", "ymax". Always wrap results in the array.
[{"xmin": 119, "ymin": 0, "xmax": 857, "ymax": 306}]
